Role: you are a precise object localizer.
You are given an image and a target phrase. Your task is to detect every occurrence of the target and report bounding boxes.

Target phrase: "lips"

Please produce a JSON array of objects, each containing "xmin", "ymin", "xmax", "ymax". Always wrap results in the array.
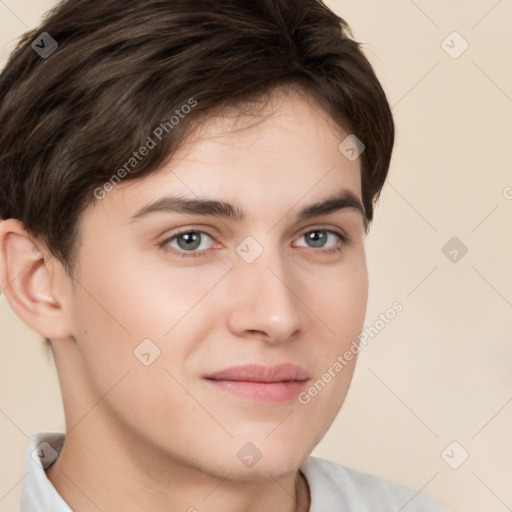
[
  {"xmin": 203, "ymin": 363, "xmax": 311, "ymax": 403},
  {"xmin": 203, "ymin": 363, "xmax": 311, "ymax": 383}
]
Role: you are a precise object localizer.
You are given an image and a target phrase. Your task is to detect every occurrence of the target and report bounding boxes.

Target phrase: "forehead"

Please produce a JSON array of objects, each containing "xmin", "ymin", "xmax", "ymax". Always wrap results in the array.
[
  {"xmin": 91, "ymin": 89, "xmax": 363, "ymax": 225},
  {"xmin": 178, "ymin": 86, "xmax": 352, "ymax": 161}
]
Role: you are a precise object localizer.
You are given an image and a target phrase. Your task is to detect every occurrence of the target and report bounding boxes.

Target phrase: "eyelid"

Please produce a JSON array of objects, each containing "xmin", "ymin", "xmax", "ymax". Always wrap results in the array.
[
  {"xmin": 295, "ymin": 223, "xmax": 350, "ymax": 242},
  {"xmin": 158, "ymin": 226, "xmax": 219, "ymax": 246}
]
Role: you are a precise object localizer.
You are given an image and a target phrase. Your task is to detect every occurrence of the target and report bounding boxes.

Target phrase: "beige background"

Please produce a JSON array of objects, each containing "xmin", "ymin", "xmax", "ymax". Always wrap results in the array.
[{"xmin": 1, "ymin": 1, "xmax": 511, "ymax": 511}]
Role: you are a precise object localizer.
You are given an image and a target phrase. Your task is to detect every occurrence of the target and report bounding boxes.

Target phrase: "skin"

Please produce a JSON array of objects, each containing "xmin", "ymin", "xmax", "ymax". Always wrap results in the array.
[{"xmin": 0, "ymin": 87, "xmax": 369, "ymax": 512}]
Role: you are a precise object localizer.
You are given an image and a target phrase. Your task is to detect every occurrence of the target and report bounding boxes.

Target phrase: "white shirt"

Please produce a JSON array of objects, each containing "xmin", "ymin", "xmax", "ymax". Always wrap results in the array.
[{"xmin": 21, "ymin": 431, "xmax": 447, "ymax": 511}]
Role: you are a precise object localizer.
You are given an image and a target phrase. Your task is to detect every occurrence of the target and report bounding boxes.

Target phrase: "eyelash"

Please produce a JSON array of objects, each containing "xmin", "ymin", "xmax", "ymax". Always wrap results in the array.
[{"xmin": 157, "ymin": 227, "xmax": 351, "ymax": 259}]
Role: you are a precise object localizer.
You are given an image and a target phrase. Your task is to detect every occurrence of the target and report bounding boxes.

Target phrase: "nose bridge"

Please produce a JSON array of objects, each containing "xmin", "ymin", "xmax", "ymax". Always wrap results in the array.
[{"xmin": 228, "ymin": 232, "xmax": 305, "ymax": 340}]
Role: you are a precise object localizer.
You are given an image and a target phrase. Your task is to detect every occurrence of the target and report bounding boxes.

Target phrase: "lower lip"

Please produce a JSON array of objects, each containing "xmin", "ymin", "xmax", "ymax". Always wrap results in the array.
[{"xmin": 203, "ymin": 379, "xmax": 310, "ymax": 403}]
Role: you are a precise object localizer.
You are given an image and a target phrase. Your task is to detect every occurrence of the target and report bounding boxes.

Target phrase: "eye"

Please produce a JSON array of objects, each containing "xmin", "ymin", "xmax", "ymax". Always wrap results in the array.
[
  {"xmin": 158, "ymin": 229, "xmax": 215, "ymax": 258},
  {"xmin": 294, "ymin": 229, "xmax": 349, "ymax": 252},
  {"xmin": 157, "ymin": 227, "xmax": 350, "ymax": 259}
]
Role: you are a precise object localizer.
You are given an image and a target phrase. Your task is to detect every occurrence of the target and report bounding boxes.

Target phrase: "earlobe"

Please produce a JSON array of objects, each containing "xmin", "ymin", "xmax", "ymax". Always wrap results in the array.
[{"xmin": 0, "ymin": 219, "xmax": 72, "ymax": 341}]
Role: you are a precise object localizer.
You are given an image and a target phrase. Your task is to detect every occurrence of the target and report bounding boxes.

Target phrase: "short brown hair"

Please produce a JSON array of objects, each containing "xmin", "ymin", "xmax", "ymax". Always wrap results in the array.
[{"xmin": 0, "ymin": 0, "xmax": 395, "ymax": 351}]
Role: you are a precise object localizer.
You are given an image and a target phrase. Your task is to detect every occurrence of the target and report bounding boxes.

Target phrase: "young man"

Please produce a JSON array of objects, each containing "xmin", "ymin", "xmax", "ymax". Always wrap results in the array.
[{"xmin": 0, "ymin": 0, "xmax": 447, "ymax": 510}]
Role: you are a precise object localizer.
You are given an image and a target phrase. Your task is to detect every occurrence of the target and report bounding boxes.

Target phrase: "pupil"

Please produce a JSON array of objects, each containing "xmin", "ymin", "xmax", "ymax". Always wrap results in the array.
[
  {"xmin": 178, "ymin": 232, "xmax": 201, "ymax": 250},
  {"xmin": 308, "ymin": 231, "xmax": 326, "ymax": 248}
]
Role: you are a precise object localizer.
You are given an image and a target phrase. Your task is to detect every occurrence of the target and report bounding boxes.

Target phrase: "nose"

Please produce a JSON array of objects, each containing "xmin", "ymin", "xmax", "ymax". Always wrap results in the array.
[{"xmin": 225, "ymin": 241, "xmax": 308, "ymax": 344}]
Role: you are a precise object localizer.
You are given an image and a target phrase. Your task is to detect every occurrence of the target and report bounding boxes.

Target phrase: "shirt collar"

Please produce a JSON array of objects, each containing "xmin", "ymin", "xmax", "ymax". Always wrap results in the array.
[
  {"xmin": 300, "ymin": 455, "xmax": 362, "ymax": 511},
  {"xmin": 20, "ymin": 431, "xmax": 71, "ymax": 512}
]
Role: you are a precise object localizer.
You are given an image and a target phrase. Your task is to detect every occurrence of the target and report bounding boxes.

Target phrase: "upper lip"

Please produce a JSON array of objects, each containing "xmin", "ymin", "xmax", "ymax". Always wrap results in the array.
[{"xmin": 204, "ymin": 363, "xmax": 311, "ymax": 383}]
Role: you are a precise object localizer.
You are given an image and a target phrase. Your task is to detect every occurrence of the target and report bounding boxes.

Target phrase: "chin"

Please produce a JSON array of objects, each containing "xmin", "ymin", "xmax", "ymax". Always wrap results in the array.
[
  {"xmin": 227, "ymin": 463, "xmax": 300, "ymax": 482},
  {"xmin": 227, "ymin": 444, "xmax": 307, "ymax": 481}
]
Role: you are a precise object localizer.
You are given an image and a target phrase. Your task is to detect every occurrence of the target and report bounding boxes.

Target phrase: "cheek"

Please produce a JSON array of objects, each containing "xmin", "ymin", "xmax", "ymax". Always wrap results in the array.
[
  {"xmin": 68, "ymin": 252, "xmax": 227, "ymax": 385},
  {"xmin": 297, "ymin": 251, "xmax": 367, "ymax": 406},
  {"xmin": 303, "ymin": 250, "xmax": 368, "ymax": 345},
  {"xmin": 73, "ymin": 247, "xmax": 212, "ymax": 334},
  {"xmin": 67, "ymin": 261, "xmax": 199, "ymax": 435},
  {"xmin": 67, "ymin": 255, "xmax": 158, "ymax": 388}
]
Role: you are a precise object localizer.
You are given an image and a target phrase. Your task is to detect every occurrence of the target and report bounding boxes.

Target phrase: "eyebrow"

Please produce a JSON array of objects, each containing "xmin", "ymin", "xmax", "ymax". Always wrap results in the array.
[{"xmin": 128, "ymin": 188, "xmax": 366, "ymax": 224}]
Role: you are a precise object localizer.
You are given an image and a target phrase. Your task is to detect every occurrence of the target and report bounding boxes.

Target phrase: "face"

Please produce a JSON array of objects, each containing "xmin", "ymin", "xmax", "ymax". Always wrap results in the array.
[{"xmin": 55, "ymin": 88, "xmax": 368, "ymax": 480}]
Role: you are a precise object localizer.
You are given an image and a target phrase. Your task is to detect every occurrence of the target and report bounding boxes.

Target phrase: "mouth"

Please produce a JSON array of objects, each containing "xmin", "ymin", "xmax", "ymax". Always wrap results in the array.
[{"xmin": 202, "ymin": 363, "xmax": 311, "ymax": 403}]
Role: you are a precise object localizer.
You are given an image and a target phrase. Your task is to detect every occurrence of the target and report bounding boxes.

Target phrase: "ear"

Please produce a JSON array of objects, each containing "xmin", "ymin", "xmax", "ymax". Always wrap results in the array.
[{"xmin": 0, "ymin": 219, "xmax": 73, "ymax": 341}]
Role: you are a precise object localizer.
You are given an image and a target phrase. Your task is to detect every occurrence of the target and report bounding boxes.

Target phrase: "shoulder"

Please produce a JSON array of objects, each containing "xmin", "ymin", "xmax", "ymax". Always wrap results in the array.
[{"xmin": 300, "ymin": 455, "xmax": 447, "ymax": 512}]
